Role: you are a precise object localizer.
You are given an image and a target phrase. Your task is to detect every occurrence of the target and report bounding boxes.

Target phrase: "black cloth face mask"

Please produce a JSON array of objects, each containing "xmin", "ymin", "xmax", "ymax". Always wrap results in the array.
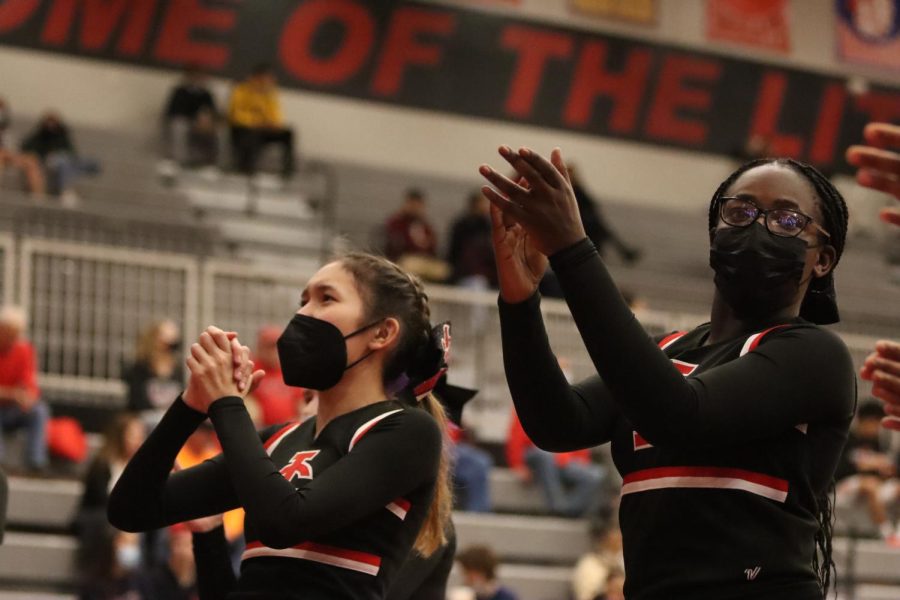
[
  {"xmin": 277, "ymin": 314, "xmax": 381, "ymax": 390},
  {"xmin": 709, "ymin": 223, "xmax": 810, "ymax": 320}
]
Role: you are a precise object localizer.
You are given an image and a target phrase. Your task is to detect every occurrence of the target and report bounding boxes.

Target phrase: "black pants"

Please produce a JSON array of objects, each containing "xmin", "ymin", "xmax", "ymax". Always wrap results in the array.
[{"xmin": 230, "ymin": 126, "xmax": 295, "ymax": 176}]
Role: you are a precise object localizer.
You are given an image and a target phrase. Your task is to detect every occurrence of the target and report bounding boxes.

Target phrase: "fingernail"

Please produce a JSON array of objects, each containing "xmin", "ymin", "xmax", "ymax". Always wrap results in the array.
[
  {"xmin": 519, "ymin": 147, "xmax": 530, "ymax": 156},
  {"xmin": 499, "ymin": 145, "xmax": 511, "ymax": 156},
  {"xmin": 479, "ymin": 165, "xmax": 491, "ymax": 175}
]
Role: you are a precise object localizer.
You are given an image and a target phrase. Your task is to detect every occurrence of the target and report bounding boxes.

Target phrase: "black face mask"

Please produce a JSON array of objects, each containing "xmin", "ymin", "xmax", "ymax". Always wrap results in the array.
[
  {"xmin": 276, "ymin": 314, "xmax": 381, "ymax": 390},
  {"xmin": 709, "ymin": 223, "xmax": 810, "ymax": 320}
]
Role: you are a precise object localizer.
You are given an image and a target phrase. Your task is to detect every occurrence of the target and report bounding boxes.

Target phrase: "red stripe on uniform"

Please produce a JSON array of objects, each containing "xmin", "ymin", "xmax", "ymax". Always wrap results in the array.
[
  {"xmin": 748, "ymin": 325, "xmax": 791, "ymax": 353},
  {"xmin": 263, "ymin": 423, "xmax": 299, "ymax": 453},
  {"xmin": 623, "ymin": 466, "xmax": 788, "ymax": 492},
  {"xmin": 244, "ymin": 540, "xmax": 382, "ymax": 567},
  {"xmin": 348, "ymin": 409, "xmax": 404, "ymax": 451},
  {"xmin": 391, "ymin": 497, "xmax": 411, "ymax": 511},
  {"xmin": 658, "ymin": 331, "xmax": 688, "ymax": 350}
]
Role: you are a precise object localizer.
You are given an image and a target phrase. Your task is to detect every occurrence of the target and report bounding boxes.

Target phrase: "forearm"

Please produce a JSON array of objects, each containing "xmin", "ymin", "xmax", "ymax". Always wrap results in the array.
[
  {"xmin": 108, "ymin": 396, "xmax": 205, "ymax": 531},
  {"xmin": 208, "ymin": 397, "xmax": 309, "ymax": 546},
  {"xmin": 499, "ymin": 291, "xmax": 618, "ymax": 449},
  {"xmin": 550, "ymin": 239, "xmax": 698, "ymax": 443},
  {"xmin": 192, "ymin": 526, "xmax": 237, "ymax": 600}
]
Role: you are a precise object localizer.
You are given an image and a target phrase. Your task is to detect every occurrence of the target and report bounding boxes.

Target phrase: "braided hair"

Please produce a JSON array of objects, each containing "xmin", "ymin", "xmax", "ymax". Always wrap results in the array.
[
  {"xmin": 338, "ymin": 252, "xmax": 452, "ymax": 557},
  {"xmin": 708, "ymin": 158, "xmax": 847, "ymax": 595}
]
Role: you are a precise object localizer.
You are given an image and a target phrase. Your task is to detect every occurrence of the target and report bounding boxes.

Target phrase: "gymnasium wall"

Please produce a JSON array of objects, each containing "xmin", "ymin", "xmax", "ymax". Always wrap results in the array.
[{"xmin": 0, "ymin": 0, "xmax": 898, "ymax": 210}]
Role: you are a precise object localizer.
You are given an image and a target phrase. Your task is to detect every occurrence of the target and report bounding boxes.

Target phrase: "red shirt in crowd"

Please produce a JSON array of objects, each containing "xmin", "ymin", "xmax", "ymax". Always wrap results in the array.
[
  {"xmin": 0, "ymin": 340, "xmax": 39, "ymax": 400},
  {"xmin": 384, "ymin": 213, "xmax": 438, "ymax": 261},
  {"xmin": 252, "ymin": 365, "xmax": 306, "ymax": 426},
  {"xmin": 506, "ymin": 411, "xmax": 591, "ymax": 469}
]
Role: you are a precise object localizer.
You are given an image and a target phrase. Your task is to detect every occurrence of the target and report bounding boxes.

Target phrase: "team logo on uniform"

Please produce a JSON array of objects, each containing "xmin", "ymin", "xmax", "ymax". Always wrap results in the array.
[
  {"xmin": 633, "ymin": 431, "xmax": 653, "ymax": 451},
  {"xmin": 279, "ymin": 450, "xmax": 321, "ymax": 482}
]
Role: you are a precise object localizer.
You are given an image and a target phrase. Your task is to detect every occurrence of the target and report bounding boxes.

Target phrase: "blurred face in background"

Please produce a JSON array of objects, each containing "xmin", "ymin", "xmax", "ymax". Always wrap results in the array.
[
  {"xmin": 403, "ymin": 196, "xmax": 426, "ymax": 219},
  {"xmin": 0, "ymin": 321, "xmax": 21, "ymax": 354},
  {"xmin": 122, "ymin": 419, "xmax": 145, "ymax": 459},
  {"xmin": 156, "ymin": 320, "xmax": 181, "ymax": 355}
]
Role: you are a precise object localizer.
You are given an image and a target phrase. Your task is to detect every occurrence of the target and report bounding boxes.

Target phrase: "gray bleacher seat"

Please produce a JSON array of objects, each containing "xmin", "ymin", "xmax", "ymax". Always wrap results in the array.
[
  {"xmin": 0, "ymin": 532, "xmax": 77, "ymax": 585},
  {"xmin": 453, "ymin": 511, "xmax": 590, "ymax": 565},
  {"xmin": 488, "ymin": 468, "xmax": 547, "ymax": 514}
]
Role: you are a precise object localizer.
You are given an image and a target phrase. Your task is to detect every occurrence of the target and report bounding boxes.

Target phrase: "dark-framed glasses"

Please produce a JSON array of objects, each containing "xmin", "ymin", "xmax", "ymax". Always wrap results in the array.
[{"xmin": 718, "ymin": 196, "xmax": 831, "ymax": 239}]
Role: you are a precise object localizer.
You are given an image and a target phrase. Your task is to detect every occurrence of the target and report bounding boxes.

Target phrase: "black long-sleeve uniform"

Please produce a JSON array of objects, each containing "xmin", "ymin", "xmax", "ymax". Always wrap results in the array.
[
  {"xmin": 108, "ymin": 396, "xmax": 441, "ymax": 600},
  {"xmin": 499, "ymin": 239, "xmax": 855, "ymax": 600}
]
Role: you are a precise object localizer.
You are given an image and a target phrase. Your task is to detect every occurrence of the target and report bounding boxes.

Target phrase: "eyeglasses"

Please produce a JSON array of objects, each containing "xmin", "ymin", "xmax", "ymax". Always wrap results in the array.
[{"xmin": 718, "ymin": 196, "xmax": 831, "ymax": 239}]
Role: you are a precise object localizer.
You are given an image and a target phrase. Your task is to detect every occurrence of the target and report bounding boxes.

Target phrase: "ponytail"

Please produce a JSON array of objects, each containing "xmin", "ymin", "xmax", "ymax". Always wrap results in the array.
[{"xmin": 414, "ymin": 393, "xmax": 452, "ymax": 556}]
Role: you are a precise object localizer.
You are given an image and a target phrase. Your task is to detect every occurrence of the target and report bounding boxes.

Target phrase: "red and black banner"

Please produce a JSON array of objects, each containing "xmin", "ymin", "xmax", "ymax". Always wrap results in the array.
[{"xmin": 1, "ymin": 0, "xmax": 899, "ymax": 171}]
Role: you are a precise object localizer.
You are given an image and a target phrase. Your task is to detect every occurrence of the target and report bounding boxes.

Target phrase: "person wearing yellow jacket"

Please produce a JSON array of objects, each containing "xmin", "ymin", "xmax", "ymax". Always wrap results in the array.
[{"xmin": 228, "ymin": 64, "xmax": 295, "ymax": 178}]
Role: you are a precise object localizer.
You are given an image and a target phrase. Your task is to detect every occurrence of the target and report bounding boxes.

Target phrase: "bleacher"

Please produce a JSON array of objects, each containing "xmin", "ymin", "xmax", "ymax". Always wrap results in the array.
[{"xmin": 2, "ymin": 121, "xmax": 900, "ymax": 600}]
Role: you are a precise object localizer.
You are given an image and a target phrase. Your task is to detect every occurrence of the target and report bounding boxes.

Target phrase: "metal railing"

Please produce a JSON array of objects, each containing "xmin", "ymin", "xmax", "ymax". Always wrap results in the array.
[{"xmin": 0, "ymin": 234, "xmax": 892, "ymax": 441}]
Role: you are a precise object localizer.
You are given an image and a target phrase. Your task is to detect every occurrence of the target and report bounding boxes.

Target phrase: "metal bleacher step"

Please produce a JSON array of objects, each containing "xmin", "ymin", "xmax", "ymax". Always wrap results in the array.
[
  {"xmin": 453, "ymin": 511, "xmax": 590, "ymax": 565},
  {"xmin": 0, "ymin": 532, "xmax": 77, "ymax": 585},
  {"xmin": 213, "ymin": 215, "xmax": 323, "ymax": 251},
  {"xmin": 488, "ymin": 468, "xmax": 547, "ymax": 514},
  {"xmin": 7, "ymin": 477, "xmax": 81, "ymax": 530},
  {"xmin": 183, "ymin": 183, "xmax": 315, "ymax": 221}
]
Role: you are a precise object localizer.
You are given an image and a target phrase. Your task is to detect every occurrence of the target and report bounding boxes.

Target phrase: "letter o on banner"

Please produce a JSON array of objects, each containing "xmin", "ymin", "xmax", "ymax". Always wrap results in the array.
[
  {"xmin": 279, "ymin": 0, "xmax": 375, "ymax": 86},
  {"xmin": 0, "ymin": 0, "xmax": 39, "ymax": 33}
]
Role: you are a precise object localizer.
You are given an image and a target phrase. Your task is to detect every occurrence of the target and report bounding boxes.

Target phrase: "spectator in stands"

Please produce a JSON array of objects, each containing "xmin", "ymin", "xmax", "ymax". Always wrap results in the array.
[
  {"xmin": 0, "ymin": 466, "xmax": 6, "ymax": 544},
  {"xmin": 175, "ymin": 421, "xmax": 246, "ymax": 568},
  {"xmin": 447, "ymin": 190, "xmax": 496, "ymax": 289},
  {"xmin": 506, "ymin": 410, "xmax": 604, "ymax": 518},
  {"xmin": 249, "ymin": 325, "xmax": 307, "ymax": 427},
  {"xmin": 0, "ymin": 98, "xmax": 45, "ymax": 198},
  {"xmin": 437, "ymin": 377, "xmax": 493, "ymax": 513},
  {"xmin": 163, "ymin": 67, "xmax": 219, "ymax": 169},
  {"xmin": 123, "ymin": 319, "xmax": 184, "ymax": 426},
  {"xmin": 454, "ymin": 544, "xmax": 519, "ymax": 600},
  {"xmin": 79, "ymin": 527, "xmax": 146, "ymax": 600},
  {"xmin": 597, "ymin": 568, "xmax": 625, "ymax": 600},
  {"xmin": 384, "ymin": 188, "xmax": 449, "ymax": 282},
  {"xmin": 835, "ymin": 400, "xmax": 899, "ymax": 540},
  {"xmin": 572, "ymin": 520, "xmax": 625, "ymax": 600},
  {"xmin": 135, "ymin": 524, "xmax": 199, "ymax": 600},
  {"xmin": 21, "ymin": 110, "xmax": 100, "ymax": 204},
  {"xmin": 0, "ymin": 306, "xmax": 49, "ymax": 473},
  {"xmin": 77, "ymin": 413, "xmax": 145, "ymax": 529},
  {"xmin": 568, "ymin": 164, "xmax": 640, "ymax": 264},
  {"xmin": 848, "ymin": 123, "xmax": 900, "ymax": 432},
  {"xmin": 228, "ymin": 64, "xmax": 295, "ymax": 178}
]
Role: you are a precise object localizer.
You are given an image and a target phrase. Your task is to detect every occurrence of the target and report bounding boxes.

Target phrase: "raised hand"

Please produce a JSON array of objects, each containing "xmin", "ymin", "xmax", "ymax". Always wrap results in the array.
[
  {"xmin": 860, "ymin": 340, "xmax": 900, "ymax": 431},
  {"xmin": 479, "ymin": 146, "xmax": 586, "ymax": 257},
  {"xmin": 489, "ymin": 201, "xmax": 548, "ymax": 304},
  {"xmin": 846, "ymin": 122, "xmax": 900, "ymax": 226},
  {"xmin": 183, "ymin": 326, "xmax": 265, "ymax": 414}
]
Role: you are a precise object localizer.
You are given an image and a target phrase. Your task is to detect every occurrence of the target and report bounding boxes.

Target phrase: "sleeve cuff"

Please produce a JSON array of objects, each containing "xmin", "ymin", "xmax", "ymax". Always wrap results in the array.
[
  {"xmin": 549, "ymin": 237, "xmax": 598, "ymax": 273},
  {"xmin": 497, "ymin": 289, "xmax": 542, "ymax": 312},
  {"xmin": 191, "ymin": 524, "xmax": 228, "ymax": 551},
  {"xmin": 171, "ymin": 395, "xmax": 210, "ymax": 424}
]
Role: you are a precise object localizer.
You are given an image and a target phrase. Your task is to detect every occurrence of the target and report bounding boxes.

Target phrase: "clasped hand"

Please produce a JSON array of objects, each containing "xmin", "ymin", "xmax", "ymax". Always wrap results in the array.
[
  {"xmin": 182, "ymin": 326, "xmax": 265, "ymax": 414},
  {"xmin": 478, "ymin": 146, "xmax": 587, "ymax": 303}
]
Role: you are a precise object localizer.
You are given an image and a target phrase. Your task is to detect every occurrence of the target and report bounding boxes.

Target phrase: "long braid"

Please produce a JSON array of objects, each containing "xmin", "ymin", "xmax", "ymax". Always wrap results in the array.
[{"xmin": 707, "ymin": 158, "xmax": 848, "ymax": 596}]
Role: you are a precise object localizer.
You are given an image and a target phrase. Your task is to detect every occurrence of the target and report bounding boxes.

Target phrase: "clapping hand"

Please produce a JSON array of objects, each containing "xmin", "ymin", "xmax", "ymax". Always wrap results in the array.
[
  {"xmin": 183, "ymin": 326, "xmax": 265, "ymax": 414},
  {"xmin": 479, "ymin": 146, "xmax": 586, "ymax": 303},
  {"xmin": 846, "ymin": 122, "xmax": 900, "ymax": 225},
  {"xmin": 860, "ymin": 340, "xmax": 900, "ymax": 431}
]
